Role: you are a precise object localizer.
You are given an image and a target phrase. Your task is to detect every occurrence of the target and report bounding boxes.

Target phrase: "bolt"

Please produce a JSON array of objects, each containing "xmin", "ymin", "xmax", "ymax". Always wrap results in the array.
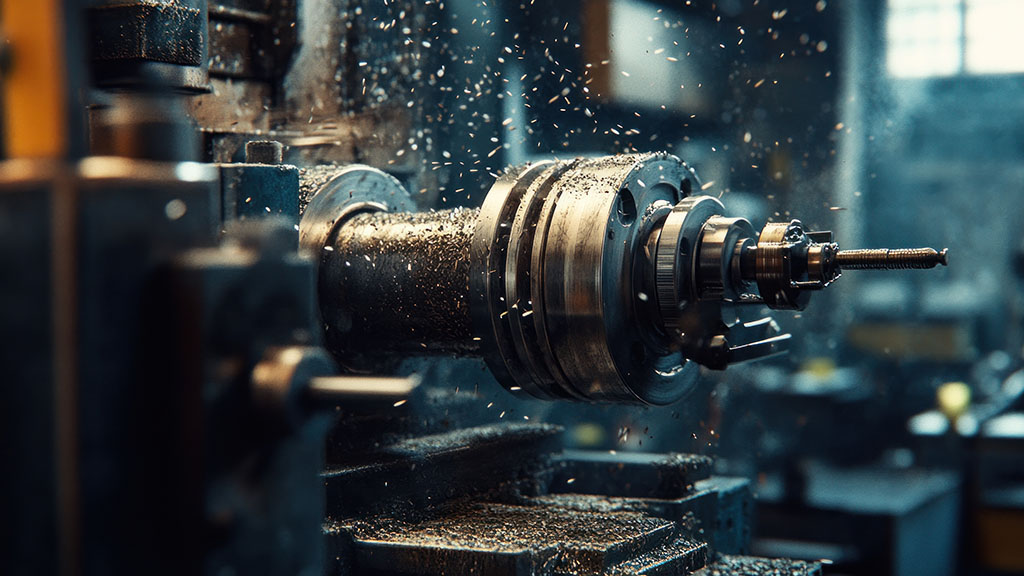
[
  {"xmin": 835, "ymin": 247, "xmax": 948, "ymax": 270},
  {"xmin": 245, "ymin": 140, "xmax": 284, "ymax": 164}
]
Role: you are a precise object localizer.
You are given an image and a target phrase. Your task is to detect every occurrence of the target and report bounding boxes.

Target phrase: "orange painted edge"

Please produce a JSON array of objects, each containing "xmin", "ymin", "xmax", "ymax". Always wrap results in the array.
[{"xmin": 1, "ymin": 0, "xmax": 67, "ymax": 158}]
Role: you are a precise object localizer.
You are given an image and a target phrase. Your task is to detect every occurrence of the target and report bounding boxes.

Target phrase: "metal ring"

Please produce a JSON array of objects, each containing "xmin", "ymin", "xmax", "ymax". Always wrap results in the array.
[
  {"xmin": 505, "ymin": 161, "xmax": 579, "ymax": 399},
  {"xmin": 697, "ymin": 216, "xmax": 757, "ymax": 301},
  {"xmin": 298, "ymin": 165, "xmax": 414, "ymax": 255},
  {"xmin": 540, "ymin": 154, "xmax": 698, "ymax": 404},
  {"xmin": 470, "ymin": 161, "xmax": 554, "ymax": 396},
  {"xmin": 755, "ymin": 221, "xmax": 811, "ymax": 310},
  {"xmin": 654, "ymin": 196, "xmax": 724, "ymax": 335}
]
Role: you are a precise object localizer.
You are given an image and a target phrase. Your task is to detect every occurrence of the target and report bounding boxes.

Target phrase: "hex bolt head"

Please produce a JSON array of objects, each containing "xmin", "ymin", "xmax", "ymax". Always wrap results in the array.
[{"xmin": 245, "ymin": 140, "xmax": 284, "ymax": 165}]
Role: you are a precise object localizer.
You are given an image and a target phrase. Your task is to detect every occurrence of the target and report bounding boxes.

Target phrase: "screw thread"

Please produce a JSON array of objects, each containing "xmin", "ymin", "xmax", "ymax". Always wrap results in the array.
[{"xmin": 836, "ymin": 248, "xmax": 948, "ymax": 270}]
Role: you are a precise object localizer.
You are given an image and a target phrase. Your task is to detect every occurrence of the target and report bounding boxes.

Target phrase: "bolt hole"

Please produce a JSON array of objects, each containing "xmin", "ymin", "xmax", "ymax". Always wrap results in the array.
[{"xmin": 618, "ymin": 188, "xmax": 637, "ymax": 226}]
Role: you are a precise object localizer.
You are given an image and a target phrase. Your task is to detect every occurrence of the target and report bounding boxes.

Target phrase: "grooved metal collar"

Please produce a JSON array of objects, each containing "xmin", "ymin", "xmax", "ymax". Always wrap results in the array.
[{"xmin": 654, "ymin": 196, "xmax": 723, "ymax": 335}]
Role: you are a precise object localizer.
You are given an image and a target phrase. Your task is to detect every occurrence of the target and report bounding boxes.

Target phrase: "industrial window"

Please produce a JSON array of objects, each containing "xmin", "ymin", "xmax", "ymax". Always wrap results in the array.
[{"xmin": 887, "ymin": 0, "xmax": 1024, "ymax": 77}]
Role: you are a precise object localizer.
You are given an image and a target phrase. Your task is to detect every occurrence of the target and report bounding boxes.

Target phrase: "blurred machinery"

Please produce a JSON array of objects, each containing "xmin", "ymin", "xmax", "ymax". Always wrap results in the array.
[{"xmin": 0, "ymin": 2, "xmax": 961, "ymax": 576}]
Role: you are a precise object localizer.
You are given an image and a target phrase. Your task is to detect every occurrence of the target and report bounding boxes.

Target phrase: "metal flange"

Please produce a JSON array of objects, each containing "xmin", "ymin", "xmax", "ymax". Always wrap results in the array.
[
  {"xmin": 299, "ymin": 165, "xmax": 415, "ymax": 256},
  {"xmin": 654, "ymin": 196, "xmax": 724, "ymax": 335}
]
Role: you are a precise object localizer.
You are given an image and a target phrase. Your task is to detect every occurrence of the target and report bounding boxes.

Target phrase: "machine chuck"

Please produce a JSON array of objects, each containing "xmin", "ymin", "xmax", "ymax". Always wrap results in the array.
[{"xmin": 300, "ymin": 154, "xmax": 947, "ymax": 404}]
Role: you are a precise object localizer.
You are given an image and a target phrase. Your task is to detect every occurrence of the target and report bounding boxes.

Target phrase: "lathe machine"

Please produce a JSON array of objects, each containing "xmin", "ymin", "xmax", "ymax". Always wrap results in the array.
[{"xmin": 1, "ymin": 2, "xmax": 947, "ymax": 575}]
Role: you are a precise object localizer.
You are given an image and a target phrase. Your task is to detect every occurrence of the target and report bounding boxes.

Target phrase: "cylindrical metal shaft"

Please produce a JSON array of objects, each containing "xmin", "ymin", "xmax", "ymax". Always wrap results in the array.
[
  {"xmin": 318, "ymin": 207, "xmax": 480, "ymax": 366},
  {"xmin": 836, "ymin": 247, "xmax": 948, "ymax": 270},
  {"xmin": 306, "ymin": 375, "xmax": 420, "ymax": 410}
]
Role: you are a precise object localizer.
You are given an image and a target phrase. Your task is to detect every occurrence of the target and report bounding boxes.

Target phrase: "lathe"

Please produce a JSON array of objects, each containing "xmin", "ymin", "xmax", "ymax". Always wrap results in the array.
[{"xmin": 0, "ymin": 2, "xmax": 949, "ymax": 575}]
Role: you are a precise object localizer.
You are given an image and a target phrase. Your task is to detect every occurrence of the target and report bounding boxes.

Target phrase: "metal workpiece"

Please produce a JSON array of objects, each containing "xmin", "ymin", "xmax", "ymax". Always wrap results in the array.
[
  {"xmin": 321, "ymin": 207, "xmax": 480, "ymax": 362},
  {"xmin": 301, "ymin": 154, "xmax": 705, "ymax": 403},
  {"xmin": 300, "ymin": 154, "xmax": 948, "ymax": 403},
  {"xmin": 299, "ymin": 165, "xmax": 424, "ymax": 366},
  {"xmin": 696, "ymin": 216, "xmax": 758, "ymax": 302},
  {"xmin": 735, "ymin": 221, "xmax": 947, "ymax": 311},
  {"xmin": 834, "ymin": 247, "xmax": 949, "ymax": 270}
]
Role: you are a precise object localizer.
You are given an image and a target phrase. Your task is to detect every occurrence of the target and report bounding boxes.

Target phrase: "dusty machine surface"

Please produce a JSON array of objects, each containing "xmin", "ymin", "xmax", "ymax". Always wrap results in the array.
[{"xmin": 8, "ymin": 2, "xmax": 1005, "ymax": 576}]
